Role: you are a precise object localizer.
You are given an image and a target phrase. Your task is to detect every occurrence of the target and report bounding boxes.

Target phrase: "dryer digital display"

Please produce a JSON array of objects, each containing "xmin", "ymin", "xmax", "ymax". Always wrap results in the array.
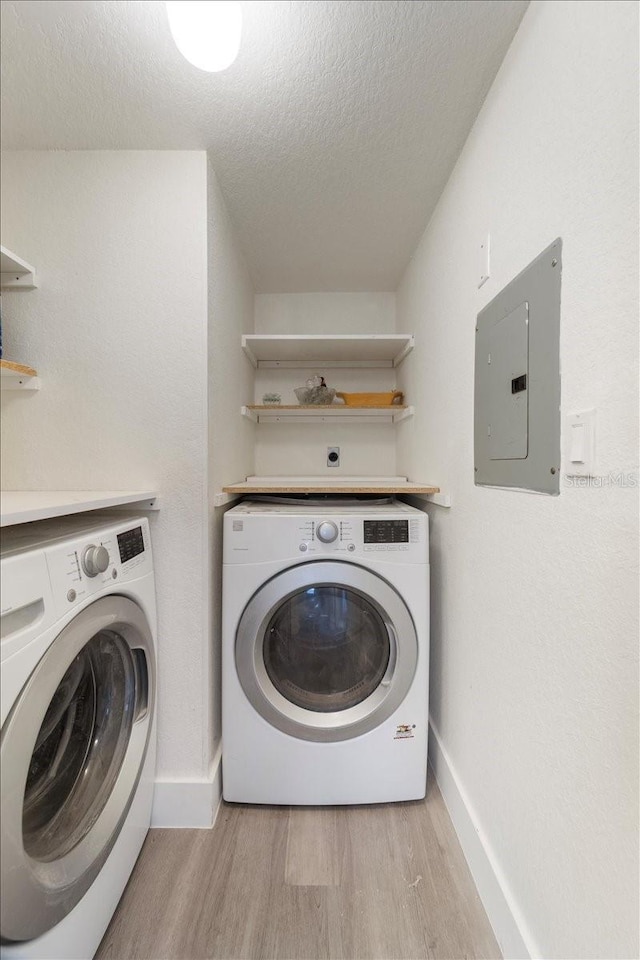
[{"xmin": 363, "ymin": 520, "xmax": 409, "ymax": 544}]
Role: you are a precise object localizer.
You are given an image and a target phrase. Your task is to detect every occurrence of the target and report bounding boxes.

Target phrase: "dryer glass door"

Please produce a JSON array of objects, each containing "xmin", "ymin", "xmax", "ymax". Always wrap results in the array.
[
  {"xmin": 0, "ymin": 596, "xmax": 154, "ymax": 944},
  {"xmin": 263, "ymin": 585, "xmax": 390, "ymax": 712},
  {"xmin": 236, "ymin": 560, "xmax": 418, "ymax": 743}
]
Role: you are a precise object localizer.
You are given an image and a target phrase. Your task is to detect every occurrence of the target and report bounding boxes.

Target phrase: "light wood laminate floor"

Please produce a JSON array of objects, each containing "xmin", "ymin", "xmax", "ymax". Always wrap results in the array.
[{"xmin": 97, "ymin": 771, "xmax": 500, "ymax": 960}]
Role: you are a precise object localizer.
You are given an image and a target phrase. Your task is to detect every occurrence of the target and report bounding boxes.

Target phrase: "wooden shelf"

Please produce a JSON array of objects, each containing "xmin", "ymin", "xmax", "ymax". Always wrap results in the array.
[
  {"xmin": 222, "ymin": 477, "xmax": 440, "ymax": 495},
  {"xmin": 1, "ymin": 359, "xmax": 40, "ymax": 390},
  {"xmin": 242, "ymin": 334, "xmax": 414, "ymax": 369},
  {"xmin": 242, "ymin": 404, "xmax": 414, "ymax": 424},
  {"xmin": 1, "ymin": 246, "xmax": 37, "ymax": 289},
  {"xmin": 1, "ymin": 490, "xmax": 160, "ymax": 527}
]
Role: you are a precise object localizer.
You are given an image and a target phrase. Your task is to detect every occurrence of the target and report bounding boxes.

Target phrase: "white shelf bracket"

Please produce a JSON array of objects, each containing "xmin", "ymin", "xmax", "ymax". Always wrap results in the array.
[
  {"xmin": 104, "ymin": 496, "xmax": 161, "ymax": 512},
  {"xmin": 241, "ymin": 337, "xmax": 258, "ymax": 369},
  {"xmin": 0, "ymin": 245, "xmax": 38, "ymax": 289},
  {"xmin": 393, "ymin": 405, "xmax": 414, "ymax": 423},
  {"xmin": 393, "ymin": 336, "xmax": 415, "ymax": 367},
  {"xmin": 213, "ymin": 491, "xmax": 243, "ymax": 507},
  {"xmin": 0, "ymin": 272, "xmax": 38, "ymax": 290},
  {"xmin": 402, "ymin": 491, "xmax": 452, "ymax": 508},
  {"xmin": 0, "ymin": 375, "xmax": 41, "ymax": 391}
]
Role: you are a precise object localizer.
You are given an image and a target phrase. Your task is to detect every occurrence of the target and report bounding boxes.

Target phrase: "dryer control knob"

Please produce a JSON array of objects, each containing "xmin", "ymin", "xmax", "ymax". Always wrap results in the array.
[
  {"xmin": 316, "ymin": 521, "xmax": 339, "ymax": 544},
  {"xmin": 82, "ymin": 544, "xmax": 110, "ymax": 578}
]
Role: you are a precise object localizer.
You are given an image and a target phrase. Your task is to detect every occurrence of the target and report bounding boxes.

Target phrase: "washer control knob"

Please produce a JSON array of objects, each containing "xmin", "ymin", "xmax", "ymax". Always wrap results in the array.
[
  {"xmin": 316, "ymin": 521, "xmax": 339, "ymax": 544},
  {"xmin": 347, "ymin": 543, "xmax": 356, "ymax": 552},
  {"xmin": 299, "ymin": 543, "xmax": 308, "ymax": 552},
  {"xmin": 82, "ymin": 544, "xmax": 110, "ymax": 578}
]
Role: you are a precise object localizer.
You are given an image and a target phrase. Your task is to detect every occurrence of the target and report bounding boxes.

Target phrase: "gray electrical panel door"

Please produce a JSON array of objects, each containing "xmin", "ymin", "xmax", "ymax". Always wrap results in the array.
[
  {"xmin": 475, "ymin": 239, "xmax": 561, "ymax": 495},
  {"xmin": 487, "ymin": 302, "xmax": 529, "ymax": 460}
]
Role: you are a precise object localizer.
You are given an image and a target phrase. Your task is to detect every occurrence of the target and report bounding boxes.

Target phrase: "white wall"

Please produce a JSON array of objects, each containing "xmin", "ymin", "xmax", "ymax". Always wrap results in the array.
[
  {"xmin": 254, "ymin": 292, "xmax": 396, "ymax": 334},
  {"xmin": 207, "ymin": 159, "xmax": 255, "ymax": 763},
  {"xmin": 254, "ymin": 292, "xmax": 399, "ymax": 476},
  {"xmin": 0, "ymin": 151, "xmax": 212, "ymax": 803},
  {"xmin": 396, "ymin": 2, "xmax": 639, "ymax": 957}
]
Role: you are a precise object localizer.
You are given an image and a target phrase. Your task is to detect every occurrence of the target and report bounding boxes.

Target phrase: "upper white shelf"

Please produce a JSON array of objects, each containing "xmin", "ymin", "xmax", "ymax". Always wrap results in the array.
[
  {"xmin": 0, "ymin": 490, "xmax": 160, "ymax": 527},
  {"xmin": 242, "ymin": 334, "xmax": 414, "ymax": 369},
  {"xmin": 1, "ymin": 246, "xmax": 37, "ymax": 289}
]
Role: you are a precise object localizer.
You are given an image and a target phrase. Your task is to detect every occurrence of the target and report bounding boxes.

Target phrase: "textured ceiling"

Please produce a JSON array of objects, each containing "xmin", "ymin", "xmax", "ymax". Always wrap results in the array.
[{"xmin": 1, "ymin": 0, "xmax": 528, "ymax": 291}]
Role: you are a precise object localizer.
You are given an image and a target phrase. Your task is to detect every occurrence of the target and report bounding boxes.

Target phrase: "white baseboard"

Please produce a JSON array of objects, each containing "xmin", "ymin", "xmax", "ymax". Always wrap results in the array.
[
  {"xmin": 428, "ymin": 720, "xmax": 538, "ymax": 960},
  {"xmin": 151, "ymin": 745, "xmax": 223, "ymax": 828}
]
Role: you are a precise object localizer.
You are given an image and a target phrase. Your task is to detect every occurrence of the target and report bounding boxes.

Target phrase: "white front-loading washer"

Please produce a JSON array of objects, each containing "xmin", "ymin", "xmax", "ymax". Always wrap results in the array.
[
  {"xmin": 222, "ymin": 499, "xmax": 429, "ymax": 805},
  {"xmin": 0, "ymin": 514, "xmax": 157, "ymax": 960}
]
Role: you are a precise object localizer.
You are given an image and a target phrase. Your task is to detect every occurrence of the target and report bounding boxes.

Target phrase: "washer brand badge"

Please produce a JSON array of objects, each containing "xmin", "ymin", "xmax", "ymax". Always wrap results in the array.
[
  {"xmin": 232, "ymin": 520, "xmax": 244, "ymax": 532},
  {"xmin": 394, "ymin": 723, "xmax": 416, "ymax": 740}
]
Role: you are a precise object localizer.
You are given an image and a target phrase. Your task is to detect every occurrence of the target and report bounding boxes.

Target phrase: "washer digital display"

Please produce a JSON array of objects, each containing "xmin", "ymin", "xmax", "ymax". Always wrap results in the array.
[
  {"xmin": 117, "ymin": 526, "xmax": 145, "ymax": 563},
  {"xmin": 363, "ymin": 520, "xmax": 409, "ymax": 544}
]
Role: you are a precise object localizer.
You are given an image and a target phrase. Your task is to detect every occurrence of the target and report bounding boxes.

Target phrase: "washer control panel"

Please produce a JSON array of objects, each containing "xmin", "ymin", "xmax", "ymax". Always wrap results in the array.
[
  {"xmin": 117, "ymin": 525, "xmax": 146, "ymax": 563},
  {"xmin": 44, "ymin": 520, "xmax": 152, "ymax": 617},
  {"xmin": 316, "ymin": 520, "xmax": 339, "ymax": 543},
  {"xmin": 296, "ymin": 516, "xmax": 421, "ymax": 554},
  {"xmin": 224, "ymin": 505, "xmax": 428, "ymax": 564},
  {"xmin": 82, "ymin": 544, "xmax": 110, "ymax": 578},
  {"xmin": 364, "ymin": 519, "xmax": 408, "ymax": 543}
]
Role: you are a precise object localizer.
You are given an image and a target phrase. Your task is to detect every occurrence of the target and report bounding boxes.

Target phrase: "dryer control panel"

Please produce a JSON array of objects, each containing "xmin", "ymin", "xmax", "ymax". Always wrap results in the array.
[
  {"xmin": 364, "ymin": 519, "xmax": 409, "ymax": 544},
  {"xmin": 308, "ymin": 516, "xmax": 421, "ymax": 554},
  {"xmin": 224, "ymin": 503, "xmax": 428, "ymax": 565}
]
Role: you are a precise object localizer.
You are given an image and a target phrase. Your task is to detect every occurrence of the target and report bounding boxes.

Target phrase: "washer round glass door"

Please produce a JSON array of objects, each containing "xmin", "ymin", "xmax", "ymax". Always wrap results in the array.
[
  {"xmin": 0, "ymin": 596, "xmax": 155, "ymax": 943},
  {"xmin": 236, "ymin": 561, "xmax": 418, "ymax": 742}
]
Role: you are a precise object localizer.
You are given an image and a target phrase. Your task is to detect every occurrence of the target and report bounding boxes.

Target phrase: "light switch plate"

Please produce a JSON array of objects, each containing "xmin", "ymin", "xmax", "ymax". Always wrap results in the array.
[{"xmin": 565, "ymin": 410, "xmax": 596, "ymax": 476}]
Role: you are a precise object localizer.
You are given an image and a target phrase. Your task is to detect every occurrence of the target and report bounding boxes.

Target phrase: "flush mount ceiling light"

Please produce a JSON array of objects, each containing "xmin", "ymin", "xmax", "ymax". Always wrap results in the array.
[{"xmin": 166, "ymin": 1, "xmax": 242, "ymax": 72}]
